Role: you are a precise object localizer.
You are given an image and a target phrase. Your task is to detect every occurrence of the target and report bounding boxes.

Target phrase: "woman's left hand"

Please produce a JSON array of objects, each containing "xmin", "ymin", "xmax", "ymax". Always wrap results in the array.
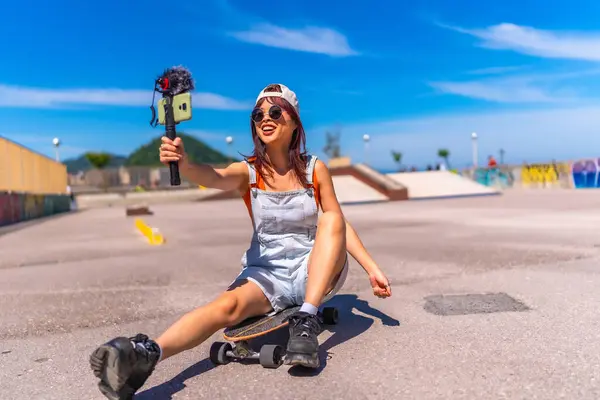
[{"xmin": 369, "ymin": 269, "xmax": 392, "ymax": 298}]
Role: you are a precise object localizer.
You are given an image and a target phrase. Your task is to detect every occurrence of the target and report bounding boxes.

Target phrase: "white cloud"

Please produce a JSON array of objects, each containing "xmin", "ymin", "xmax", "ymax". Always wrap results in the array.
[
  {"xmin": 0, "ymin": 84, "xmax": 250, "ymax": 110},
  {"xmin": 228, "ymin": 23, "xmax": 359, "ymax": 57},
  {"xmin": 316, "ymin": 104, "xmax": 600, "ymax": 170},
  {"xmin": 428, "ymin": 79, "xmax": 562, "ymax": 103},
  {"xmin": 443, "ymin": 22, "xmax": 600, "ymax": 62},
  {"xmin": 428, "ymin": 68, "xmax": 600, "ymax": 103},
  {"xmin": 430, "ymin": 22, "xmax": 600, "ymax": 103},
  {"xmin": 186, "ymin": 129, "xmax": 230, "ymax": 141},
  {"xmin": 191, "ymin": 93, "xmax": 251, "ymax": 110},
  {"xmin": 467, "ymin": 66, "xmax": 527, "ymax": 75}
]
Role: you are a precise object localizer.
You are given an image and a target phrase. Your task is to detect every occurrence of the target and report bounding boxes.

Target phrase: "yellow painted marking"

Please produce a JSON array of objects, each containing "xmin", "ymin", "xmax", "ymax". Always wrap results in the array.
[{"xmin": 134, "ymin": 218, "xmax": 165, "ymax": 245}]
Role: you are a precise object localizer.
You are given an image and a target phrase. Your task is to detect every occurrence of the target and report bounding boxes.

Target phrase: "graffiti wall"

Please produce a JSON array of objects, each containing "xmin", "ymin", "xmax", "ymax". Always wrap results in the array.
[
  {"xmin": 463, "ymin": 162, "xmax": 573, "ymax": 189},
  {"xmin": 571, "ymin": 159, "xmax": 600, "ymax": 188},
  {"xmin": 0, "ymin": 192, "xmax": 71, "ymax": 227},
  {"xmin": 469, "ymin": 167, "xmax": 515, "ymax": 188},
  {"xmin": 518, "ymin": 163, "xmax": 572, "ymax": 188},
  {"xmin": 0, "ymin": 137, "xmax": 71, "ymax": 228}
]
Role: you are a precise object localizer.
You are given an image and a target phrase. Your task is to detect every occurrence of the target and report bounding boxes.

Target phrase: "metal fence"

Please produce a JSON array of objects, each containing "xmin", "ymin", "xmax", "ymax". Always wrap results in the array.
[{"xmin": 0, "ymin": 136, "xmax": 68, "ymax": 194}]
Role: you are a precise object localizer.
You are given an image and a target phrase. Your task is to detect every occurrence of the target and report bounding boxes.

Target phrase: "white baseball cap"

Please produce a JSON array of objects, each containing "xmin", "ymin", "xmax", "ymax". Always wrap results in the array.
[{"xmin": 255, "ymin": 84, "xmax": 299, "ymax": 115}]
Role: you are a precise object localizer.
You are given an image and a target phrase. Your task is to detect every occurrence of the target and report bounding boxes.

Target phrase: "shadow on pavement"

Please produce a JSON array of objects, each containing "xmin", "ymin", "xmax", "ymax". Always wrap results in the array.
[
  {"xmin": 288, "ymin": 293, "xmax": 400, "ymax": 377},
  {"xmin": 135, "ymin": 358, "xmax": 215, "ymax": 399},
  {"xmin": 136, "ymin": 294, "xmax": 400, "ymax": 397}
]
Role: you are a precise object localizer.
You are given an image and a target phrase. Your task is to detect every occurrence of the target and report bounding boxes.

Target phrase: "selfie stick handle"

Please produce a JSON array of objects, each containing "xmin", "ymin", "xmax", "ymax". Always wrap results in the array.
[{"xmin": 163, "ymin": 96, "xmax": 181, "ymax": 186}]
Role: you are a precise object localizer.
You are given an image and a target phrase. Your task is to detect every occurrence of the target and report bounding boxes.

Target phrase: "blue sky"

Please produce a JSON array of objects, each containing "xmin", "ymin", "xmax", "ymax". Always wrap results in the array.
[{"xmin": 3, "ymin": 0, "xmax": 600, "ymax": 170}]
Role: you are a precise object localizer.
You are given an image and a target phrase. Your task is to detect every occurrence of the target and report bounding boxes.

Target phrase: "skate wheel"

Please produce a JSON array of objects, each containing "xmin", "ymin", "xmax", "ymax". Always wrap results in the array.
[
  {"xmin": 322, "ymin": 307, "xmax": 339, "ymax": 325},
  {"xmin": 209, "ymin": 342, "xmax": 232, "ymax": 365},
  {"xmin": 259, "ymin": 345, "xmax": 284, "ymax": 369}
]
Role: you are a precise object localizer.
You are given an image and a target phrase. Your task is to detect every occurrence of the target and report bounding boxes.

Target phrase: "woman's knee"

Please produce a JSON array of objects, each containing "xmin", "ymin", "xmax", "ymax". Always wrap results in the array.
[
  {"xmin": 210, "ymin": 282, "xmax": 272, "ymax": 326},
  {"xmin": 212, "ymin": 293, "xmax": 243, "ymax": 326},
  {"xmin": 317, "ymin": 211, "xmax": 346, "ymax": 235}
]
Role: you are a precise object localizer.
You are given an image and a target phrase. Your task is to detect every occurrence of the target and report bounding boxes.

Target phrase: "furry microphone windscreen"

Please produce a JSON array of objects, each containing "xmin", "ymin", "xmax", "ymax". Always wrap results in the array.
[{"xmin": 161, "ymin": 66, "xmax": 195, "ymax": 95}]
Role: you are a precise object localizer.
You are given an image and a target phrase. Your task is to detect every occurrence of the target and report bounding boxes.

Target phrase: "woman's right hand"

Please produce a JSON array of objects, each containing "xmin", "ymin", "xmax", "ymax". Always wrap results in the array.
[{"xmin": 159, "ymin": 136, "xmax": 187, "ymax": 166}]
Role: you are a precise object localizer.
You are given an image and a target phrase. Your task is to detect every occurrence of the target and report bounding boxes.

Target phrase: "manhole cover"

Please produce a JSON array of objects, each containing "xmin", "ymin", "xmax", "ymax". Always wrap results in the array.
[{"xmin": 423, "ymin": 292, "xmax": 530, "ymax": 316}]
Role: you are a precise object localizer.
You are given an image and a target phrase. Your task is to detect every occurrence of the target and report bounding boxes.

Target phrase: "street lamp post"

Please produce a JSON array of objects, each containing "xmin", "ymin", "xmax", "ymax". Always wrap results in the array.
[
  {"xmin": 52, "ymin": 137, "xmax": 61, "ymax": 162},
  {"xmin": 471, "ymin": 132, "xmax": 478, "ymax": 168},
  {"xmin": 362, "ymin": 134, "xmax": 370, "ymax": 166}
]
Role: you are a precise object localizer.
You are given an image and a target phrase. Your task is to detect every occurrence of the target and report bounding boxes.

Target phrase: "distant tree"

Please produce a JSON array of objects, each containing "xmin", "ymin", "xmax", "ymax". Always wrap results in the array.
[
  {"xmin": 85, "ymin": 152, "xmax": 112, "ymax": 191},
  {"xmin": 391, "ymin": 151, "xmax": 403, "ymax": 171},
  {"xmin": 323, "ymin": 128, "xmax": 342, "ymax": 159},
  {"xmin": 437, "ymin": 148, "xmax": 450, "ymax": 168},
  {"xmin": 85, "ymin": 152, "xmax": 112, "ymax": 170}
]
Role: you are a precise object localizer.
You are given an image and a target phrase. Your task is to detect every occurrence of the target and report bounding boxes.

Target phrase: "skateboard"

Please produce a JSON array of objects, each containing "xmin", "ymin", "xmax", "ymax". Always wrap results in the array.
[{"xmin": 209, "ymin": 305, "xmax": 339, "ymax": 369}]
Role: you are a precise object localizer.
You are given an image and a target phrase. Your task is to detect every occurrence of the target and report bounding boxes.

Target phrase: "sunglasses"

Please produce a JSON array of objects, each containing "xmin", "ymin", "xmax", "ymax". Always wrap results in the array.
[{"xmin": 251, "ymin": 105, "xmax": 283, "ymax": 123}]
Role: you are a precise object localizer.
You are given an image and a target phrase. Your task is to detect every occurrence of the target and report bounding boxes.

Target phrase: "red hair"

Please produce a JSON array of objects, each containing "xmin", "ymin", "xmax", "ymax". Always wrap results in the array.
[{"xmin": 245, "ymin": 84, "xmax": 309, "ymax": 188}]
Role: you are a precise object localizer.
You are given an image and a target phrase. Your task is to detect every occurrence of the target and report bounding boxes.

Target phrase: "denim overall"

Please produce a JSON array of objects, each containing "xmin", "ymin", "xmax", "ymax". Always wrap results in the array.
[{"xmin": 233, "ymin": 154, "xmax": 348, "ymax": 313}]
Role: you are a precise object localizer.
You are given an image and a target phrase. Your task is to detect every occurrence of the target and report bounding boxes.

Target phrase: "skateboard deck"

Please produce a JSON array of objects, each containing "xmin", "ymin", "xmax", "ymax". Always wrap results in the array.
[
  {"xmin": 223, "ymin": 305, "xmax": 301, "ymax": 342},
  {"xmin": 211, "ymin": 306, "xmax": 338, "ymax": 368}
]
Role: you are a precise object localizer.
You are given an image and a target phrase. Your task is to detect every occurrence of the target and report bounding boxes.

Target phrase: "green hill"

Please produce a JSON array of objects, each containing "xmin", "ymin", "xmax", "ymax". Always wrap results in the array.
[
  {"xmin": 64, "ymin": 154, "xmax": 127, "ymax": 173},
  {"xmin": 126, "ymin": 132, "xmax": 234, "ymax": 166},
  {"xmin": 63, "ymin": 133, "xmax": 233, "ymax": 172}
]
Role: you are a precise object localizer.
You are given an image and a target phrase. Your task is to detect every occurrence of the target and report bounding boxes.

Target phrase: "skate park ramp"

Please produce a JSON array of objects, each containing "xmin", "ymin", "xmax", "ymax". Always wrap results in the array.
[
  {"xmin": 387, "ymin": 170, "xmax": 500, "ymax": 200},
  {"xmin": 328, "ymin": 163, "xmax": 408, "ymax": 205},
  {"xmin": 331, "ymin": 175, "xmax": 389, "ymax": 204}
]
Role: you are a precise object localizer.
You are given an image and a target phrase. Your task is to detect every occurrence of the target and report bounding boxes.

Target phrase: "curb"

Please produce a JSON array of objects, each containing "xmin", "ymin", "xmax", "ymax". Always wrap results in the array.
[{"xmin": 134, "ymin": 218, "xmax": 165, "ymax": 245}]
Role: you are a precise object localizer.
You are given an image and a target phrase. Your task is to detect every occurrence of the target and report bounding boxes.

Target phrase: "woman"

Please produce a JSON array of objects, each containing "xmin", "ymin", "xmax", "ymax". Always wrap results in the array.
[{"xmin": 89, "ymin": 83, "xmax": 392, "ymax": 400}]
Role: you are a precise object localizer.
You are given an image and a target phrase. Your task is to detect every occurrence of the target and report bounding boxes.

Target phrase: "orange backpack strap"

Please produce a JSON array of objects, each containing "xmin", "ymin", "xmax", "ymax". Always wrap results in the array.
[
  {"xmin": 243, "ymin": 156, "xmax": 320, "ymax": 214},
  {"xmin": 313, "ymin": 169, "xmax": 320, "ymax": 210},
  {"xmin": 242, "ymin": 160, "xmax": 265, "ymax": 218},
  {"xmin": 306, "ymin": 155, "xmax": 320, "ymax": 210}
]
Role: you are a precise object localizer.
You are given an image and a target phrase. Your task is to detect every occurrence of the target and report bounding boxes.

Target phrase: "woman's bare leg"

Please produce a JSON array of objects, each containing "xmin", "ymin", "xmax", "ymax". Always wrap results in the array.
[
  {"xmin": 285, "ymin": 211, "xmax": 347, "ymax": 368},
  {"xmin": 156, "ymin": 279, "xmax": 273, "ymax": 361},
  {"xmin": 304, "ymin": 210, "xmax": 347, "ymax": 308},
  {"xmin": 90, "ymin": 280, "xmax": 272, "ymax": 400}
]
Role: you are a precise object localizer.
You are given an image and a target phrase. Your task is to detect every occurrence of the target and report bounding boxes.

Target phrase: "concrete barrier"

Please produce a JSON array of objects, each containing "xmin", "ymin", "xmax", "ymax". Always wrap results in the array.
[
  {"xmin": 0, "ymin": 191, "xmax": 71, "ymax": 227},
  {"xmin": 0, "ymin": 136, "xmax": 68, "ymax": 194}
]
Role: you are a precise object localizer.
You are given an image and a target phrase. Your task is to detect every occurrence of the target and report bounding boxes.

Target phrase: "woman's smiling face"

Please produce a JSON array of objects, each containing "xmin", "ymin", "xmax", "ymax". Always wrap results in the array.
[{"xmin": 252, "ymin": 99, "xmax": 298, "ymax": 148}]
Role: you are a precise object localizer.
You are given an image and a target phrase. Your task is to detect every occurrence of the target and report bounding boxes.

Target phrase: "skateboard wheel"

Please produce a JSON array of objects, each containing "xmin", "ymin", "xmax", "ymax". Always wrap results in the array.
[
  {"xmin": 322, "ymin": 307, "xmax": 338, "ymax": 325},
  {"xmin": 259, "ymin": 345, "xmax": 284, "ymax": 369},
  {"xmin": 209, "ymin": 342, "xmax": 232, "ymax": 365}
]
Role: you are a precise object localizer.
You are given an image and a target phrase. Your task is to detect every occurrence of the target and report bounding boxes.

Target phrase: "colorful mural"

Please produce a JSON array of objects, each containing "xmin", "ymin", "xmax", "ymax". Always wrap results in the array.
[
  {"xmin": 471, "ymin": 168, "xmax": 514, "ymax": 188},
  {"xmin": 571, "ymin": 159, "xmax": 600, "ymax": 188},
  {"xmin": 520, "ymin": 163, "xmax": 571, "ymax": 187},
  {"xmin": 463, "ymin": 162, "xmax": 572, "ymax": 189},
  {"xmin": 0, "ymin": 192, "xmax": 70, "ymax": 227},
  {"xmin": 0, "ymin": 137, "xmax": 72, "ymax": 228}
]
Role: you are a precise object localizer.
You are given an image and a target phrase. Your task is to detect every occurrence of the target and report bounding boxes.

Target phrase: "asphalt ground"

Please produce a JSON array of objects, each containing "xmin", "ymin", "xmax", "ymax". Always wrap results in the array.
[{"xmin": 1, "ymin": 188, "xmax": 599, "ymax": 399}]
